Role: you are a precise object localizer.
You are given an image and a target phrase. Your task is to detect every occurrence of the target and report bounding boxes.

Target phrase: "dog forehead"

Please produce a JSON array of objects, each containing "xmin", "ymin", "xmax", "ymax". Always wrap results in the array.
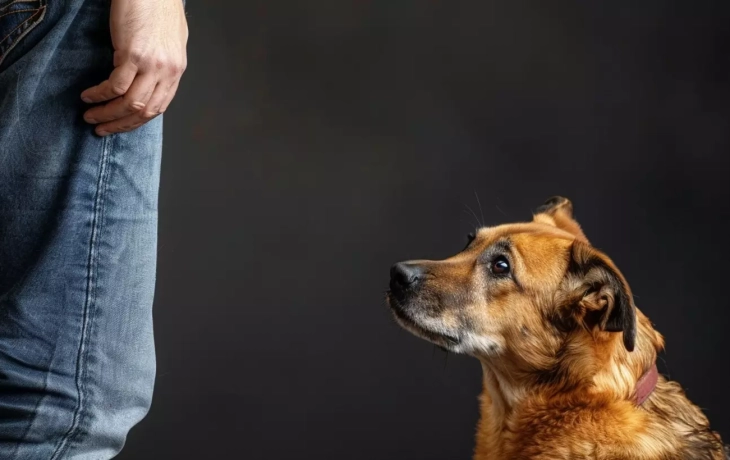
[
  {"xmin": 476, "ymin": 223, "xmax": 574, "ymax": 285},
  {"xmin": 476, "ymin": 221, "xmax": 577, "ymax": 244}
]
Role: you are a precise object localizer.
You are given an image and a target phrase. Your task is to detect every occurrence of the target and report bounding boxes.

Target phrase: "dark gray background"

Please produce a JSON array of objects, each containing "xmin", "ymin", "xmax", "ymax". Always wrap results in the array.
[{"xmin": 119, "ymin": 1, "xmax": 730, "ymax": 458}]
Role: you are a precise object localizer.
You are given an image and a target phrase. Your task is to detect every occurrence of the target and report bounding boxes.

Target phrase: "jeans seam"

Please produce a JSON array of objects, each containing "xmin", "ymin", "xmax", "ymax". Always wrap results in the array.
[
  {"xmin": 50, "ymin": 134, "xmax": 115, "ymax": 460},
  {"xmin": 0, "ymin": 8, "xmax": 38, "ymax": 20},
  {"xmin": 0, "ymin": 0, "xmax": 45, "ymax": 67},
  {"xmin": 0, "ymin": 7, "xmax": 41, "ymax": 46},
  {"xmin": 0, "ymin": 0, "xmax": 37, "ymax": 12}
]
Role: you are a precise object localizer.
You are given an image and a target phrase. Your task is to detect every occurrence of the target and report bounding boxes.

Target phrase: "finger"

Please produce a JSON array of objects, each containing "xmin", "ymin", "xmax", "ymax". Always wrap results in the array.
[
  {"xmin": 158, "ymin": 79, "xmax": 180, "ymax": 114},
  {"xmin": 96, "ymin": 79, "xmax": 177, "ymax": 136},
  {"xmin": 81, "ymin": 61, "xmax": 138, "ymax": 103},
  {"xmin": 142, "ymin": 81, "xmax": 170, "ymax": 119},
  {"xmin": 84, "ymin": 73, "xmax": 157, "ymax": 124},
  {"xmin": 95, "ymin": 110, "xmax": 157, "ymax": 136}
]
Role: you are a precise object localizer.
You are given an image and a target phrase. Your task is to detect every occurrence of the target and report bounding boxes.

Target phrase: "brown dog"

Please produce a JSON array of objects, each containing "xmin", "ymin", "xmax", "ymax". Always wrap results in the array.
[{"xmin": 387, "ymin": 197, "xmax": 727, "ymax": 460}]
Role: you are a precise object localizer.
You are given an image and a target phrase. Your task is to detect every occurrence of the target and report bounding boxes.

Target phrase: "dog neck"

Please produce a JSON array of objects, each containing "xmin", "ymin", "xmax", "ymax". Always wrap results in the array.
[
  {"xmin": 633, "ymin": 363, "xmax": 659, "ymax": 405},
  {"xmin": 474, "ymin": 312, "xmax": 663, "ymax": 459}
]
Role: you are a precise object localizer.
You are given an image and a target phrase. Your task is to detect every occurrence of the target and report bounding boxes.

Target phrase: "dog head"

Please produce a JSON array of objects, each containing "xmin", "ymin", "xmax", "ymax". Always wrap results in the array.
[{"xmin": 387, "ymin": 197, "xmax": 645, "ymax": 384}]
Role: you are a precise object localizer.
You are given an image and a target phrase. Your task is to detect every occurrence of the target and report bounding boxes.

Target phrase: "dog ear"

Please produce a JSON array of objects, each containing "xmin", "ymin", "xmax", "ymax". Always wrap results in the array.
[
  {"xmin": 533, "ymin": 196, "xmax": 589, "ymax": 243},
  {"xmin": 558, "ymin": 240, "xmax": 637, "ymax": 352}
]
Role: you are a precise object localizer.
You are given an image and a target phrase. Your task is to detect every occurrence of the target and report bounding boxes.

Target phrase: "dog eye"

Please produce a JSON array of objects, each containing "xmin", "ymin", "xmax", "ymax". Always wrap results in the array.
[{"xmin": 491, "ymin": 256, "xmax": 510, "ymax": 275}]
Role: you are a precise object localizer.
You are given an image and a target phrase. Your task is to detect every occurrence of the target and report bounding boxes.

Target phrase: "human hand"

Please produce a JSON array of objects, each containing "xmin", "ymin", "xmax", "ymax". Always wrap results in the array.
[{"xmin": 81, "ymin": 0, "xmax": 188, "ymax": 136}]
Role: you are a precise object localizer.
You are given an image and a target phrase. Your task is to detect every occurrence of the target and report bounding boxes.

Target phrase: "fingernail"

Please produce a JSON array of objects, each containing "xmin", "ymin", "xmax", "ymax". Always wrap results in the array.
[
  {"xmin": 131, "ymin": 101, "xmax": 146, "ymax": 110},
  {"xmin": 97, "ymin": 130, "xmax": 109, "ymax": 136},
  {"xmin": 82, "ymin": 96, "xmax": 92, "ymax": 103},
  {"xmin": 85, "ymin": 117, "xmax": 97, "ymax": 124}
]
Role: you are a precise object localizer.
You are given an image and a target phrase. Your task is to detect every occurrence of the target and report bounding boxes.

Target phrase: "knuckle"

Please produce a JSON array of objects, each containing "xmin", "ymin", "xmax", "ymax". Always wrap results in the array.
[
  {"xmin": 146, "ymin": 53, "xmax": 172, "ymax": 72},
  {"xmin": 111, "ymin": 85, "xmax": 127, "ymax": 96},
  {"xmin": 170, "ymin": 59, "xmax": 186, "ymax": 75},
  {"xmin": 128, "ymin": 49, "xmax": 145, "ymax": 64},
  {"xmin": 124, "ymin": 95, "xmax": 145, "ymax": 111}
]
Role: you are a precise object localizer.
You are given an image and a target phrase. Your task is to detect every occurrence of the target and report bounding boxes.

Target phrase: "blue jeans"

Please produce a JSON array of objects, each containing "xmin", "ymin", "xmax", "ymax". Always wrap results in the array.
[{"xmin": 0, "ymin": 0, "xmax": 160, "ymax": 458}]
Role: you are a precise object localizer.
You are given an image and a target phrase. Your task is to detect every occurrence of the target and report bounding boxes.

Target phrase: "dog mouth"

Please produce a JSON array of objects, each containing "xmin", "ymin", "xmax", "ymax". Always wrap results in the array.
[{"xmin": 387, "ymin": 292, "xmax": 461, "ymax": 348}]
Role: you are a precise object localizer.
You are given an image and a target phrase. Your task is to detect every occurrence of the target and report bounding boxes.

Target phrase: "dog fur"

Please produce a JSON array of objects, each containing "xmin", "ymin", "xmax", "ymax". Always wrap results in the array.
[{"xmin": 387, "ymin": 197, "xmax": 726, "ymax": 460}]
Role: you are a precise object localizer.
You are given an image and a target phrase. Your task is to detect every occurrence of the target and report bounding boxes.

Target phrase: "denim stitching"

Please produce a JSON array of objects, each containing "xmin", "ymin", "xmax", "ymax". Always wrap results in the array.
[
  {"xmin": 0, "ymin": 0, "xmax": 44, "ymax": 67},
  {"xmin": 70, "ymin": 140, "xmax": 116, "ymax": 450},
  {"xmin": 49, "ymin": 134, "xmax": 115, "ymax": 460},
  {"xmin": 0, "ymin": 0, "xmax": 37, "ymax": 12},
  {"xmin": 0, "ymin": 8, "xmax": 38, "ymax": 21},
  {"xmin": 0, "ymin": 8, "xmax": 41, "ymax": 46}
]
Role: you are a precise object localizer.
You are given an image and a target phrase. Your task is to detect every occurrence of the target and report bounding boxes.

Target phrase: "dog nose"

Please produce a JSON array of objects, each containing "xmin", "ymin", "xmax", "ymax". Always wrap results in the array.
[{"xmin": 390, "ymin": 262, "xmax": 425, "ymax": 290}]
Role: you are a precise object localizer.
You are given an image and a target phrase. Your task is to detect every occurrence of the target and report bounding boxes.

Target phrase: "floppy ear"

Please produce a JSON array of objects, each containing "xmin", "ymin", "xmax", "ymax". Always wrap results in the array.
[
  {"xmin": 557, "ymin": 240, "xmax": 637, "ymax": 352},
  {"xmin": 533, "ymin": 196, "xmax": 589, "ymax": 243}
]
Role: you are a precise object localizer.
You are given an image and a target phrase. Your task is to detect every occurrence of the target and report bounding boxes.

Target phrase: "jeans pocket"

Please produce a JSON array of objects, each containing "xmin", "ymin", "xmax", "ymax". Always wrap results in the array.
[{"xmin": 0, "ymin": 0, "xmax": 47, "ymax": 68}]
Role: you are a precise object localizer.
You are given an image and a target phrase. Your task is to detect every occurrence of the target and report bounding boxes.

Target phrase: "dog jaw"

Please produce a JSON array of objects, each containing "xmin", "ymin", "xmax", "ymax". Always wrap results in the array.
[{"xmin": 451, "ymin": 332, "xmax": 503, "ymax": 356}]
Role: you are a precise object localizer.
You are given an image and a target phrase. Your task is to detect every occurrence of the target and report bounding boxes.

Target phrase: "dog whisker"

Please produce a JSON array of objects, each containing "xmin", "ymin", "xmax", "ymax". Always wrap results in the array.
[
  {"xmin": 473, "ymin": 189, "xmax": 485, "ymax": 227},
  {"xmin": 462, "ymin": 206, "xmax": 481, "ymax": 229}
]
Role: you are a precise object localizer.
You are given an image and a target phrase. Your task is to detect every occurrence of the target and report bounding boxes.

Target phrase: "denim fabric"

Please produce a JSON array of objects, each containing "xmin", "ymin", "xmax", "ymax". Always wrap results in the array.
[{"xmin": 0, "ymin": 0, "xmax": 161, "ymax": 458}]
